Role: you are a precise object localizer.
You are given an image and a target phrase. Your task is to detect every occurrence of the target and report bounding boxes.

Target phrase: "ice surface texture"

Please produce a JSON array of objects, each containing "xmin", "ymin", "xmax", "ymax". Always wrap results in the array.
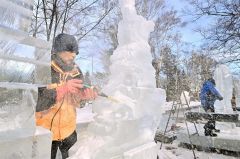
[
  {"xmin": 0, "ymin": 0, "xmax": 50, "ymax": 139},
  {"xmin": 233, "ymin": 79, "xmax": 240, "ymax": 108},
  {"xmin": 214, "ymin": 65, "xmax": 233, "ymax": 114},
  {"xmin": 0, "ymin": 0, "xmax": 52, "ymax": 158},
  {"xmin": 70, "ymin": 0, "xmax": 166, "ymax": 158}
]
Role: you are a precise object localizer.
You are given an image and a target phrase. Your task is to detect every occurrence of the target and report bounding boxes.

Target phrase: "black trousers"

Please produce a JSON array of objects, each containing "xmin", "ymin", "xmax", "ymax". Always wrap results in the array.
[
  {"xmin": 203, "ymin": 104, "xmax": 216, "ymax": 132},
  {"xmin": 51, "ymin": 131, "xmax": 77, "ymax": 159}
]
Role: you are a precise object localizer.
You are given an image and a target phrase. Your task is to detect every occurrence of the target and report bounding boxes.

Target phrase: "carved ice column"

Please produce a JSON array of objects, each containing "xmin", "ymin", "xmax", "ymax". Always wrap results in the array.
[
  {"xmin": 70, "ymin": 0, "xmax": 166, "ymax": 159},
  {"xmin": 214, "ymin": 64, "xmax": 233, "ymax": 114},
  {"xmin": 0, "ymin": 0, "xmax": 52, "ymax": 158}
]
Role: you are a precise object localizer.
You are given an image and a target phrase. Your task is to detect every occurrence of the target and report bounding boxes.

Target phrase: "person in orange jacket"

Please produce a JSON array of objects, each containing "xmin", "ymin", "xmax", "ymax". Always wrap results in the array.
[{"xmin": 35, "ymin": 33, "xmax": 97, "ymax": 159}]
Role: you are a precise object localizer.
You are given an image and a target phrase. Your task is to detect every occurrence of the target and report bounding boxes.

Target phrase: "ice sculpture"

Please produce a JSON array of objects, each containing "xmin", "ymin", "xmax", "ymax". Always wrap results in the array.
[
  {"xmin": 233, "ymin": 79, "xmax": 240, "ymax": 108},
  {"xmin": 0, "ymin": 85, "xmax": 36, "ymax": 134},
  {"xmin": 0, "ymin": 0, "xmax": 51, "ymax": 135},
  {"xmin": 214, "ymin": 64, "xmax": 233, "ymax": 114},
  {"xmin": 0, "ymin": 0, "xmax": 52, "ymax": 158},
  {"xmin": 70, "ymin": 0, "xmax": 166, "ymax": 158}
]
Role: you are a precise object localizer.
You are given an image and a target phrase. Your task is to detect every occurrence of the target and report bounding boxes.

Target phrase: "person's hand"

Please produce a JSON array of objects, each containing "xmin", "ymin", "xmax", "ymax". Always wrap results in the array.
[
  {"xmin": 85, "ymin": 87, "xmax": 98, "ymax": 99},
  {"xmin": 218, "ymin": 96, "xmax": 223, "ymax": 101},
  {"xmin": 56, "ymin": 79, "xmax": 83, "ymax": 101},
  {"xmin": 65, "ymin": 79, "xmax": 83, "ymax": 93},
  {"xmin": 77, "ymin": 87, "xmax": 98, "ymax": 100}
]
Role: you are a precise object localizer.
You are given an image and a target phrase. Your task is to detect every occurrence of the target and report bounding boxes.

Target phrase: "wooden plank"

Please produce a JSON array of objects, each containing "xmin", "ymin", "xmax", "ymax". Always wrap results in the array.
[{"xmin": 185, "ymin": 112, "xmax": 239, "ymax": 123}]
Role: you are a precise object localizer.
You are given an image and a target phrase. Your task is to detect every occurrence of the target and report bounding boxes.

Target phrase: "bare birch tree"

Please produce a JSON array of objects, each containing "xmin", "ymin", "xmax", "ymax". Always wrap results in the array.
[
  {"xmin": 30, "ymin": 0, "xmax": 115, "ymax": 42},
  {"xmin": 186, "ymin": 0, "xmax": 240, "ymax": 65}
]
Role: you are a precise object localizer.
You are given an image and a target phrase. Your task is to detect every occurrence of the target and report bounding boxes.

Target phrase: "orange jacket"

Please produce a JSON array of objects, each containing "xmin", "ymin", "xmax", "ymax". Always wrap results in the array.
[
  {"xmin": 36, "ymin": 93, "xmax": 81, "ymax": 140},
  {"xmin": 36, "ymin": 61, "xmax": 83, "ymax": 141}
]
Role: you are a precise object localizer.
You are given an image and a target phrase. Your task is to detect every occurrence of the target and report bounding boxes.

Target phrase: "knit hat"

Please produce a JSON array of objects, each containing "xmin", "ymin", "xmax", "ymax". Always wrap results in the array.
[
  {"xmin": 52, "ymin": 33, "xmax": 79, "ymax": 54},
  {"xmin": 208, "ymin": 78, "xmax": 216, "ymax": 86}
]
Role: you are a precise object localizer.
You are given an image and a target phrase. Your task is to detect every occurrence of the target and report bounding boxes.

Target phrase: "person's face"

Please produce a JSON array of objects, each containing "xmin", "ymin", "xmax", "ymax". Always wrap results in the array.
[{"xmin": 58, "ymin": 51, "xmax": 76, "ymax": 65}]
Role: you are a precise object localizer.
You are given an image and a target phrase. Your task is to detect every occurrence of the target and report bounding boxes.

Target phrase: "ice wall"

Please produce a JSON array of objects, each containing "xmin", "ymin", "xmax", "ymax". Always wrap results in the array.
[
  {"xmin": 233, "ymin": 79, "xmax": 240, "ymax": 108},
  {"xmin": 70, "ymin": 0, "xmax": 165, "ymax": 158},
  {"xmin": 0, "ymin": 0, "xmax": 51, "ymax": 135},
  {"xmin": 0, "ymin": 1, "xmax": 52, "ymax": 158},
  {"xmin": 214, "ymin": 64, "xmax": 233, "ymax": 113}
]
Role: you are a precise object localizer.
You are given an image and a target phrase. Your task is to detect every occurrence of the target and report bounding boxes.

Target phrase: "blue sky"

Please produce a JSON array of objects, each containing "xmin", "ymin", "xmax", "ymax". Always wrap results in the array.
[
  {"xmin": 167, "ymin": 1, "xmax": 240, "ymax": 75},
  {"xmin": 76, "ymin": 37, "xmax": 107, "ymax": 74},
  {"xmin": 76, "ymin": 0, "xmax": 209, "ymax": 74},
  {"xmin": 167, "ymin": 0, "xmax": 205, "ymax": 47}
]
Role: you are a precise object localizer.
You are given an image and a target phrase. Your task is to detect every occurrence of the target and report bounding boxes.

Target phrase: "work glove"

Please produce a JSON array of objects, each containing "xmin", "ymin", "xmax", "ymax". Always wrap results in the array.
[
  {"xmin": 218, "ymin": 96, "xmax": 223, "ymax": 101},
  {"xmin": 56, "ymin": 79, "xmax": 83, "ymax": 101},
  {"xmin": 77, "ymin": 87, "xmax": 98, "ymax": 100}
]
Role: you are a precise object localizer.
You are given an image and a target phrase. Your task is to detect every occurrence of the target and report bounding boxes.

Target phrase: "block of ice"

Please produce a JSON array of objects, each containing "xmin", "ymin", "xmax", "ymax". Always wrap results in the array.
[
  {"xmin": 0, "ymin": 126, "xmax": 52, "ymax": 159},
  {"xmin": 0, "ymin": 87, "xmax": 37, "ymax": 135},
  {"xmin": 233, "ymin": 79, "xmax": 240, "ymax": 107},
  {"xmin": 33, "ymin": 126, "xmax": 52, "ymax": 159},
  {"xmin": 70, "ymin": 0, "xmax": 166, "ymax": 158},
  {"xmin": 0, "ymin": 135, "xmax": 33, "ymax": 159},
  {"xmin": 123, "ymin": 142, "xmax": 158, "ymax": 159},
  {"xmin": 0, "ymin": 0, "xmax": 33, "ymax": 32},
  {"xmin": 214, "ymin": 64, "xmax": 233, "ymax": 113},
  {"xmin": 214, "ymin": 64, "xmax": 235, "ymax": 129},
  {"xmin": 0, "ymin": 0, "xmax": 51, "ymax": 134},
  {"xmin": 0, "ymin": 0, "xmax": 52, "ymax": 158}
]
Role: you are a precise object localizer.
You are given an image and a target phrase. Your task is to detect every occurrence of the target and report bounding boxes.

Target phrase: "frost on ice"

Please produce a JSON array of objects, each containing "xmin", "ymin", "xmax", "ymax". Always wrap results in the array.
[
  {"xmin": 214, "ymin": 64, "xmax": 233, "ymax": 114},
  {"xmin": 70, "ymin": 0, "xmax": 166, "ymax": 158}
]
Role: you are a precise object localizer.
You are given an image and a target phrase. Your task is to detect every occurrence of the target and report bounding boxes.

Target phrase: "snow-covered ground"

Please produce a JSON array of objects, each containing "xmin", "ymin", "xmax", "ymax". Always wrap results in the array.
[
  {"xmin": 76, "ymin": 103, "xmax": 238, "ymax": 159},
  {"xmin": 157, "ymin": 101, "xmax": 240, "ymax": 159},
  {"xmin": 162, "ymin": 101, "xmax": 201, "ymax": 112},
  {"xmin": 158, "ymin": 143, "xmax": 236, "ymax": 159}
]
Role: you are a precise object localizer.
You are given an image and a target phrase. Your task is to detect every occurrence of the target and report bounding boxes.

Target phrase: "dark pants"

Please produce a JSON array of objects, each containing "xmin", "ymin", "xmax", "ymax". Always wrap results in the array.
[
  {"xmin": 203, "ymin": 104, "xmax": 216, "ymax": 133},
  {"xmin": 51, "ymin": 131, "xmax": 77, "ymax": 159}
]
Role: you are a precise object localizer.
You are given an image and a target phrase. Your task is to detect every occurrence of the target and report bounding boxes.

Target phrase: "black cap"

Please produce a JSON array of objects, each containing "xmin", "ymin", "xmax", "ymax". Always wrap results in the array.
[
  {"xmin": 208, "ymin": 78, "xmax": 216, "ymax": 86},
  {"xmin": 52, "ymin": 33, "xmax": 79, "ymax": 54}
]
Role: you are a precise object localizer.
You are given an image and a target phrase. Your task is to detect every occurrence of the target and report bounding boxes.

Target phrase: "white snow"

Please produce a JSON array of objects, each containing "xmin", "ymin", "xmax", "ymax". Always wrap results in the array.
[
  {"xmin": 162, "ymin": 101, "xmax": 201, "ymax": 112},
  {"xmin": 158, "ymin": 143, "xmax": 236, "ymax": 159}
]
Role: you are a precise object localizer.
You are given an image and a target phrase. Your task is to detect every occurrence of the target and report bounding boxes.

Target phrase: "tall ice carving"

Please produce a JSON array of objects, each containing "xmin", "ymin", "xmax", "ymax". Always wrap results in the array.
[{"xmin": 71, "ymin": 0, "xmax": 166, "ymax": 158}]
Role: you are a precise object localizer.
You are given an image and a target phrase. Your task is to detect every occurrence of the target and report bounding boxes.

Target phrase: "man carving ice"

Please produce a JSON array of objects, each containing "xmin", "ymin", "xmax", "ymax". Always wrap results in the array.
[
  {"xmin": 35, "ymin": 33, "xmax": 97, "ymax": 159},
  {"xmin": 200, "ymin": 78, "xmax": 223, "ymax": 137}
]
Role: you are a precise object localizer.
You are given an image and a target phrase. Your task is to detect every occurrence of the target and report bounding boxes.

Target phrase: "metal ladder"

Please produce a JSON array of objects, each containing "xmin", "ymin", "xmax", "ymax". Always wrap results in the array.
[{"xmin": 158, "ymin": 91, "xmax": 199, "ymax": 159}]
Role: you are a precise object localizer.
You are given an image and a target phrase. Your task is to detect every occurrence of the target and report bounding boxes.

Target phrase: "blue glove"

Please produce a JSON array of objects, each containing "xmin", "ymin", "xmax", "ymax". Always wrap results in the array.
[{"xmin": 218, "ymin": 96, "xmax": 223, "ymax": 101}]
